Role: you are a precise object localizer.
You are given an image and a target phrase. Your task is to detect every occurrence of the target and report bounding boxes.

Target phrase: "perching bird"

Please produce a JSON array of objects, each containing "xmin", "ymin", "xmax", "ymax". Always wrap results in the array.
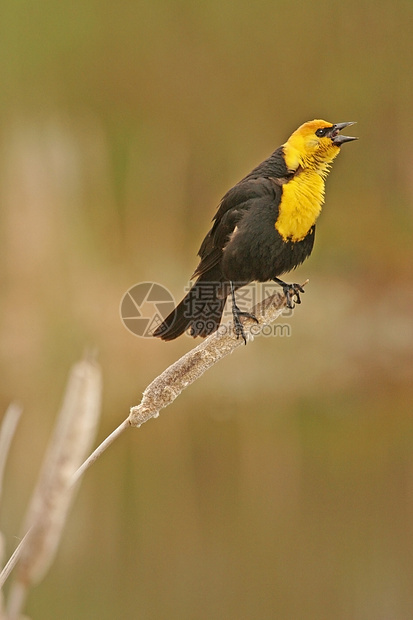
[{"xmin": 153, "ymin": 119, "xmax": 357, "ymax": 343}]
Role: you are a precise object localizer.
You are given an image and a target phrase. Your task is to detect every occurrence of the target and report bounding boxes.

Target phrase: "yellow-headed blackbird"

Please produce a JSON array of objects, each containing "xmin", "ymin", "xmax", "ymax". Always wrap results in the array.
[{"xmin": 153, "ymin": 119, "xmax": 357, "ymax": 343}]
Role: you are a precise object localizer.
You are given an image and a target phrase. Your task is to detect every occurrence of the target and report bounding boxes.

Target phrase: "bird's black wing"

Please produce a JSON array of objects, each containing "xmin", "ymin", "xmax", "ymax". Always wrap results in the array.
[{"xmin": 192, "ymin": 177, "xmax": 281, "ymax": 278}]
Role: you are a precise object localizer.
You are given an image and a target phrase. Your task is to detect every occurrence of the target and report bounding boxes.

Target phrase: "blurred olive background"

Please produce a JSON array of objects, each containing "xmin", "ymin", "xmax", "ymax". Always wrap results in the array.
[{"xmin": 1, "ymin": 1, "xmax": 413, "ymax": 618}]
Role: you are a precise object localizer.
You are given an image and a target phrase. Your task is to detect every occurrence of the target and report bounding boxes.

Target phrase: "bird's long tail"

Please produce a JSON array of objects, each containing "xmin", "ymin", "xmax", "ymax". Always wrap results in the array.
[{"xmin": 153, "ymin": 269, "xmax": 227, "ymax": 341}]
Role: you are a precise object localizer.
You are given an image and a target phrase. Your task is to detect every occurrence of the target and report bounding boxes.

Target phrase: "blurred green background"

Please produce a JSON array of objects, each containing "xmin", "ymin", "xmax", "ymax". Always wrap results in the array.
[{"xmin": 1, "ymin": 0, "xmax": 413, "ymax": 618}]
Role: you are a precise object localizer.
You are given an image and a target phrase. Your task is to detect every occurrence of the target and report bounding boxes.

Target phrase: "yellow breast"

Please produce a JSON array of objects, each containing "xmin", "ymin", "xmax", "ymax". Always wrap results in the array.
[{"xmin": 275, "ymin": 171, "xmax": 325, "ymax": 242}]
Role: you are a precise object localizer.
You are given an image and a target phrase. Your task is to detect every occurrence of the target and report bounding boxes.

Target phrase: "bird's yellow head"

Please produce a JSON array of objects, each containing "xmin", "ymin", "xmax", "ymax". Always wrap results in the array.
[{"xmin": 283, "ymin": 119, "xmax": 357, "ymax": 175}]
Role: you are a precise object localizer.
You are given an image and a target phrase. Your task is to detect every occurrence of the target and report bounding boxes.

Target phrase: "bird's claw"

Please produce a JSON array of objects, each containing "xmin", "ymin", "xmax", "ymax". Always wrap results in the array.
[
  {"xmin": 232, "ymin": 307, "xmax": 258, "ymax": 345},
  {"xmin": 283, "ymin": 283, "xmax": 305, "ymax": 309}
]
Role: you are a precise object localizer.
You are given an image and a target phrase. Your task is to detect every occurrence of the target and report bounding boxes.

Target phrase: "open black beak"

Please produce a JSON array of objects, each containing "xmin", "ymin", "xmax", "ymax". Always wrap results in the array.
[{"xmin": 330, "ymin": 122, "xmax": 358, "ymax": 146}]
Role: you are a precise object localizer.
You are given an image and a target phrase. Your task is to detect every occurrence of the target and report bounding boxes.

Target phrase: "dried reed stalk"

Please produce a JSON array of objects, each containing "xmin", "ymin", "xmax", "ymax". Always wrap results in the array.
[
  {"xmin": 71, "ymin": 288, "xmax": 297, "ymax": 482},
  {"xmin": 5, "ymin": 358, "xmax": 102, "ymax": 620},
  {"xmin": 129, "ymin": 289, "xmax": 293, "ymax": 426},
  {"xmin": 0, "ymin": 404, "xmax": 23, "ymax": 505},
  {"xmin": 0, "ymin": 404, "xmax": 23, "ymax": 619},
  {"xmin": 1, "ymin": 286, "xmax": 303, "ymax": 618}
]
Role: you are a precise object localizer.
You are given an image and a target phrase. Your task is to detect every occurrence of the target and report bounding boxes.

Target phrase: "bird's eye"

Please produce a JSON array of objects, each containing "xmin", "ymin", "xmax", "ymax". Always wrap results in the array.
[{"xmin": 315, "ymin": 127, "xmax": 329, "ymax": 137}]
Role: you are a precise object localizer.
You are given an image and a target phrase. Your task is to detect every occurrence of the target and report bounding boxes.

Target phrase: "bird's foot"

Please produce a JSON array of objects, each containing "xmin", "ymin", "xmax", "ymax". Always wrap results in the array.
[
  {"xmin": 273, "ymin": 278, "xmax": 305, "ymax": 309},
  {"xmin": 232, "ymin": 305, "xmax": 259, "ymax": 345}
]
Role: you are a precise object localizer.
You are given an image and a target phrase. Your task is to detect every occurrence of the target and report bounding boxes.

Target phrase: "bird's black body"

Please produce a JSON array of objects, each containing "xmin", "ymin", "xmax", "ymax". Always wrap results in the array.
[
  {"xmin": 153, "ymin": 149, "xmax": 313, "ymax": 340},
  {"xmin": 217, "ymin": 177, "xmax": 315, "ymax": 284},
  {"xmin": 153, "ymin": 120, "xmax": 357, "ymax": 341}
]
